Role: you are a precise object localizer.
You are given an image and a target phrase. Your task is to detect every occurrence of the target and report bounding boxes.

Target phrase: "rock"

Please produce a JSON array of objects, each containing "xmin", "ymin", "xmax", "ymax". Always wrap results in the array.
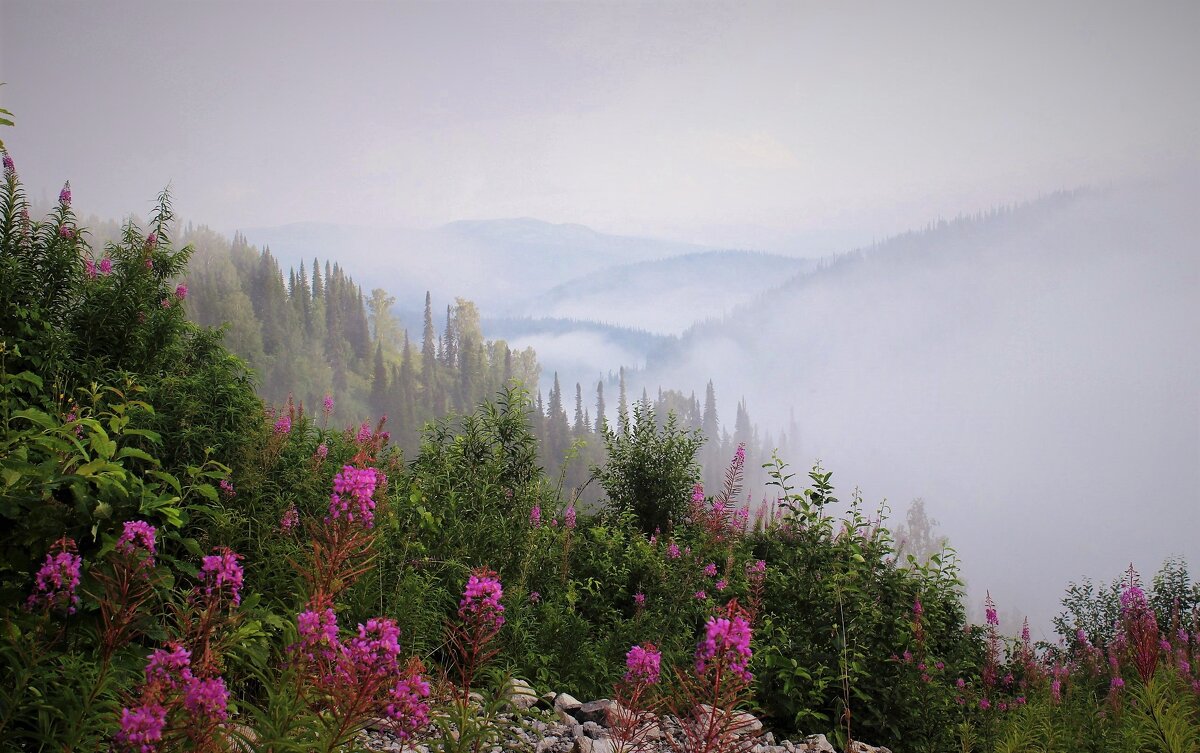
[
  {"xmin": 539, "ymin": 691, "xmax": 558, "ymax": 710},
  {"xmin": 503, "ymin": 677, "xmax": 539, "ymax": 711},
  {"xmin": 575, "ymin": 699, "xmax": 620, "ymax": 726},
  {"xmin": 848, "ymin": 742, "xmax": 891, "ymax": 753},
  {"xmin": 555, "ymin": 692, "xmax": 583, "ymax": 713},
  {"xmin": 801, "ymin": 734, "xmax": 837, "ymax": 753},
  {"xmin": 582, "ymin": 721, "xmax": 605, "ymax": 739},
  {"xmin": 732, "ymin": 710, "xmax": 764, "ymax": 734},
  {"xmin": 571, "ymin": 738, "xmax": 591, "ymax": 753}
]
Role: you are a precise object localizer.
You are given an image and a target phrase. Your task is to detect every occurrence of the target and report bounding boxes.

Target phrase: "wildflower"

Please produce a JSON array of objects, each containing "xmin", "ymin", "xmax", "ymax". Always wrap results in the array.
[
  {"xmin": 903, "ymin": 650, "xmax": 913, "ymax": 663},
  {"xmin": 715, "ymin": 579, "xmax": 728, "ymax": 591},
  {"xmin": 956, "ymin": 678, "xmax": 966, "ymax": 688},
  {"xmin": 296, "ymin": 608, "xmax": 341, "ymax": 661},
  {"xmin": 387, "ymin": 663, "xmax": 432, "ymax": 740},
  {"xmin": 1, "ymin": 152, "xmax": 13, "ymax": 173},
  {"xmin": 1119, "ymin": 579, "xmax": 1160, "ymax": 683},
  {"xmin": 667, "ymin": 541, "xmax": 681, "ymax": 559},
  {"xmin": 26, "ymin": 538, "xmax": 82, "ymax": 614},
  {"xmin": 529, "ymin": 591, "xmax": 540, "ymax": 604},
  {"xmin": 146, "ymin": 232, "xmax": 157, "ymax": 248},
  {"xmin": 695, "ymin": 612, "xmax": 753, "ymax": 681},
  {"xmin": 703, "ymin": 563, "xmax": 718, "ymax": 577},
  {"xmin": 219, "ymin": 478, "xmax": 235, "ymax": 497},
  {"xmin": 458, "ymin": 568, "xmax": 505, "ymax": 631},
  {"xmin": 530, "ymin": 504, "xmax": 541, "ymax": 527},
  {"xmin": 751, "ymin": 559, "xmax": 766, "ymax": 573},
  {"xmin": 564, "ymin": 505, "xmax": 576, "ymax": 530},
  {"xmin": 159, "ymin": 298, "xmax": 170, "ymax": 309},
  {"xmin": 328, "ymin": 465, "xmax": 379, "ymax": 527},
  {"xmin": 692, "ymin": 484, "xmax": 705, "ymax": 504},
  {"xmin": 985, "ymin": 592, "xmax": 998, "ymax": 627},
  {"xmin": 115, "ymin": 703, "xmax": 166, "ymax": 753},
  {"xmin": 1021, "ymin": 618, "xmax": 1031, "ymax": 643},
  {"xmin": 60, "ymin": 225, "xmax": 74, "ymax": 239},
  {"xmin": 175, "ymin": 284, "xmax": 188, "ymax": 299},
  {"xmin": 936, "ymin": 661, "xmax": 945, "ymax": 670},
  {"xmin": 182, "ymin": 676, "xmax": 229, "ymax": 720},
  {"xmin": 145, "ymin": 256, "xmax": 153, "ymax": 269},
  {"xmin": 1110, "ymin": 676, "xmax": 1125, "ymax": 690},
  {"xmin": 316, "ymin": 443, "xmax": 328, "ymax": 459},
  {"xmin": 694, "ymin": 590, "xmax": 707, "ymax": 601},
  {"xmin": 356, "ymin": 421, "xmax": 372, "ymax": 443},
  {"xmin": 85, "ymin": 258, "xmax": 97, "ymax": 279},
  {"xmin": 200, "ymin": 547, "xmax": 244, "ymax": 606},
  {"xmin": 348, "ymin": 617, "xmax": 402, "ymax": 674},
  {"xmin": 625, "ymin": 643, "xmax": 662, "ymax": 684},
  {"xmin": 99, "ymin": 256, "xmax": 113, "ymax": 274},
  {"xmin": 323, "ymin": 394, "xmax": 334, "ymax": 414},
  {"xmin": 633, "ymin": 592, "xmax": 645, "ymax": 607},
  {"xmin": 59, "ymin": 182, "xmax": 71, "ymax": 206},
  {"xmin": 117, "ymin": 520, "xmax": 157, "ymax": 565},
  {"xmin": 145, "ymin": 645, "xmax": 193, "ymax": 688},
  {"xmin": 913, "ymin": 597, "xmax": 924, "ymax": 617},
  {"xmin": 274, "ymin": 414, "xmax": 291, "ymax": 435},
  {"xmin": 1051, "ymin": 678, "xmax": 1062, "ymax": 702},
  {"xmin": 979, "ymin": 697, "xmax": 991, "ymax": 710},
  {"xmin": 280, "ymin": 504, "xmax": 299, "ymax": 532}
]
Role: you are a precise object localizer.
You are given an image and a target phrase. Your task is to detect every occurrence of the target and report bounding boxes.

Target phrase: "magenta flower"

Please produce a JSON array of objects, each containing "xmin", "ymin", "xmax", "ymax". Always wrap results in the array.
[
  {"xmin": 530, "ymin": 504, "xmax": 541, "ymax": 528},
  {"xmin": 117, "ymin": 520, "xmax": 157, "ymax": 565},
  {"xmin": 528, "ymin": 591, "xmax": 540, "ymax": 604},
  {"xmin": 316, "ymin": 443, "xmax": 328, "ymax": 459},
  {"xmin": 692, "ymin": 484, "xmax": 705, "ymax": 504},
  {"xmin": 59, "ymin": 182, "xmax": 71, "ymax": 206},
  {"xmin": 750, "ymin": 559, "xmax": 766, "ymax": 573},
  {"xmin": 200, "ymin": 547, "xmax": 244, "ymax": 606},
  {"xmin": 182, "ymin": 676, "xmax": 229, "ymax": 720},
  {"xmin": 387, "ymin": 668, "xmax": 432, "ymax": 740},
  {"xmin": 26, "ymin": 538, "xmax": 82, "ymax": 614},
  {"xmin": 1, "ymin": 153, "xmax": 13, "ymax": 174},
  {"xmin": 274, "ymin": 414, "xmax": 291, "ymax": 435},
  {"xmin": 145, "ymin": 645, "xmax": 193, "ymax": 688},
  {"xmin": 85, "ymin": 258, "xmax": 97, "ymax": 279},
  {"xmin": 159, "ymin": 298, "xmax": 170, "ymax": 309},
  {"xmin": 175, "ymin": 284, "xmax": 188, "ymax": 300},
  {"xmin": 348, "ymin": 617, "xmax": 402, "ymax": 674},
  {"xmin": 564, "ymin": 505, "xmax": 576, "ymax": 530},
  {"xmin": 115, "ymin": 703, "xmax": 166, "ymax": 752},
  {"xmin": 356, "ymin": 421, "xmax": 372, "ymax": 443},
  {"xmin": 667, "ymin": 541, "xmax": 681, "ymax": 559},
  {"xmin": 695, "ymin": 613, "xmax": 753, "ymax": 681},
  {"xmin": 703, "ymin": 563, "xmax": 718, "ymax": 577},
  {"xmin": 60, "ymin": 225, "xmax": 74, "ymax": 239},
  {"xmin": 144, "ymin": 256, "xmax": 153, "ymax": 269},
  {"xmin": 328, "ymin": 465, "xmax": 379, "ymax": 527},
  {"xmin": 625, "ymin": 643, "xmax": 662, "ymax": 684},
  {"xmin": 146, "ymin": 232, "xmax": 157, "ymax": 248},
  {"xmin": 219, "ymin": 478, "xmax": 235, "ymax": 497},
  {"xmin": 280, "ymin": 504, "xmax": 299, "ymax": 532},
  {"xmin": 984, "ymin": 592, "xmax": 999, "ymax": 627},
  {"xmin": 323, "ymin": 394, "xmax": 334, "ymax": 414},
  {"xmin": 99, "ymin": 256, "xmax": 113, "ymax": 274},
  {"xmin": 296, "ymin": 607, "xmax": 342, "ymax": 662},
  {"xmin": 633, "ymin": 592, "xmax": 645, "ymax": 607},
  {"xmin": 693, "ymin": 590, "xmax": 707, "ymax": 600},
  {"xmin": 458, "ymin": 569, "xmax": 505, "ymax": 631},
  {"xmin": 913, "ymin": 597, "xmax": 924, "ymax": 617},
  {"xmin": 715, "ymin": 578, "xmax": 728, "ymax": 591}
]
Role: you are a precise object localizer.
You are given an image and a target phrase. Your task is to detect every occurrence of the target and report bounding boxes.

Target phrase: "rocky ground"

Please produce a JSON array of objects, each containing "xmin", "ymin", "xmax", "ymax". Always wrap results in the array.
[{"xmin": 357, "ymin": 681, "xmax": 892, "ymax": 753}]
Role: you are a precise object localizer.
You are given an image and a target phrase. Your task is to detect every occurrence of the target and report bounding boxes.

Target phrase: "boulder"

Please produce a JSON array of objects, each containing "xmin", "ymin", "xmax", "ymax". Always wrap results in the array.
[
  {"xmin": 555, "ymin": 692, "xmax": 583, "ymax": 713},
  {"xmin": 801, "ymin": 734, "xmax": 837, "ymax": 753},
  {"xmin": 576, "ymin": 699, "xmax": 621, "ymax": 726},
  {"xmin": 503, "ymin": 677, "xmax": 539, "ymax": 711}
]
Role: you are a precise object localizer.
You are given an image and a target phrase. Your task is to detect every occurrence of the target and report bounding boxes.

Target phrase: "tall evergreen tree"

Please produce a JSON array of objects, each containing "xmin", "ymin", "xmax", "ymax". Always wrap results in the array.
[
  {"xmin": 421, "ymin": 292, "xmax": 436, "ymax": 398},
  {"xmin": 573, "ymin": 382, "xmax": 585, "ymax": 434},
  {"xmin": 618, "ymin": 367, "xmax": 629, "ymax": 433},
  {"xmin": 595, "ymin": 380, "xmax": 607, "ymax": 435},
  {"xmin": 370, "ymin": 342, "xmax": 388, "ymax": 416}
]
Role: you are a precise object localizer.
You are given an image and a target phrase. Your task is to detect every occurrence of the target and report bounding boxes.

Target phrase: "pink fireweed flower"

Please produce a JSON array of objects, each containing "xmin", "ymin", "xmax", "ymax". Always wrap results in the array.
[
  {"xmin": 1021, "ymin": 618, "xmax": 1031, "ymax": 643},
  {"xmin": 115, "ymin": 703, "xmax": 166, "ymax": 753},
  {"xmin": 145, "ymin": 645, "xmax": 193, "ymax": 688},
  {"xmin": 218, "ymin": 478, "xmax": 235, "ymax": 497},
  {"xmin": 667, "ymin": 541, "xmax": 681, "ymax": 559},
  {"xmin": 175, "ymin": 284, "xmax": 188, "ymax": 299},
  {"xmin": 1051, "ymin": 678, "xmax": 1062, "ymax": 703},
  {"xmin": 695, "ymin": 613, "xmax": 753, "ymax": 681},
  {"xmin": 183, "ymin": 676, "xmax": 229, "ymax": 720},
  {"xmin": 913, "ymin": 597, "xmax": 924, "ymax": 617},
  {"xmin": 356, "ymin": 421, "xmax": 372, "ymax": 443},
  {"xmin": 200, "ymin": 547, "xmax": 244, "ymax": 606},
  {"xmin": 751, "ymin": 559, "xmax": 766, "ymax": 573},
  {"xmin": 530, "ymin": 504, "xmax": 541, "ymax": 528},
  {"xmin": 625, "ymin": 643, "xmax": 662, "ymax": 684},
  {"xmin": 1, "ymin": 152, "xmax": 13, "ymax": 174},
  {"xmin": 1110, "ymin": 676, "xmax": 1125, "ymax": 690},
  {"xmin": 528, "ymin": 591, "xmax": 540, "ymax": 603},
  {"xmin": 144, "ymin": 256, "xmax": 153, "ymax": 269},
  {"xmin": 296, "ymin": 608, "xmax": 342, "ymax": 662},
  {"xmin": 280, "ymin": 504, "xmax": 299, "ymax": 532},
  {"xmin": 703, "ymin": 563, "xmax": 718, "ymax": 577},
  {"xmin": 274, "ymin": 414, "xmax": 291, "ymax": 435},
  {"xmin": 27, "ymin": 538, "xmax": 82, "ymax": 614},
  {"xmin": 328, "ymin": 465, "xmax": 379, "ymax": 527},
  {"xmin": 85, "ymin": 258, "xmax": 97, "ymax": 279},
  {"xmin": 564, "ymin": 505, "xmax": 576, "ymax": 529},
  {"xmin": 323, "ymin": 394, "xmax": 334, "ymax": 414},
  {"xmin": 985, "ymin": 592, "xmax": 999, "ymax": 627},
  {"xmin": 693, "ymin": 590, "xmax": 707, "ymax": 601},
  {"xmin": 633, "ymin": 592, "xmax": 645, "ymax": 607},
  {"xmin": 159, "ymin": 298, "xmax": 170, "ymax": 309},
  {"xmin": 315, "ymin": 443, "xmax": 328, "ymax": 459},
  {"xmin": 117, "ymin": 520, "xmax": 157, "ymax": 565},
  {"xmin": 99, "ymin": 256, "xmax": 113, "ymax": 274},
  {"xmin": 979, "ymin": 697, "xmax": 991, "ymax": 710},
  {"xmin": 146, "ymin": 232, "xmax": 157, "ymax": 248},
  {"xmin": 1119, "ymin": 580, "xmax": 1160, "ymax": 683},
  {"xmin": 692, "ymin": 483, "xmax": 705, "ymax": 504},
  {"xmin": 387, "ymin": 667, "xmax": 432, "ymax": 740},
  {"xmin": 60, "ymin": 225, "xmax": 75, "ymax": 239},
  {"xmin": 348, "ymin": 617, "xmax": 402, "ymax": 674},
  {"xmin": 59, "ymin": 182, "xmax": 71, "ymax": 206},
  {"xmin": 715, "ymin": 578, "xmax": 728, "ymax": 592},
  {"xmin": 458, "ymin": 569, "xmax": 505, "ymax": 631}
]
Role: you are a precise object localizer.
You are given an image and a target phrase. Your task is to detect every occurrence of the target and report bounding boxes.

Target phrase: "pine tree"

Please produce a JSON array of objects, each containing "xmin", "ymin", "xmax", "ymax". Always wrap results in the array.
[
  {"xmin": 421, "ymin": 292, "xmax": 436, "ymax": 399},
  {"xmin": 595, "ymin": 380, "xmax": 607, "ymax": 435},
  {"xmin": 370, "ymin": 342, "xmax": 388, "ymax": 416},
  {"xmin": 618, "ymin": 367, "xmax": 629, "ymax": 433},
  {"xmin": 573, "ymin": 382, "xmax": 585, "ymax": 434}
]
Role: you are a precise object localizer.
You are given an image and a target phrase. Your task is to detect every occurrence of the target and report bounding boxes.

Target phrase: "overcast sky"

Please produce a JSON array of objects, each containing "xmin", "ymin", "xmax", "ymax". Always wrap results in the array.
[{"xmin": 2, "ymin": 0, "xmax": 1197, "ymax": 252}]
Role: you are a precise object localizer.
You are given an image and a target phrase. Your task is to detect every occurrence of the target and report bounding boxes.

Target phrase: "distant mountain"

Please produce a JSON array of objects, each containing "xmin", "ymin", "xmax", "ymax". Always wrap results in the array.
[
  {"xmin": 240, "ymin": 218, "xmax": 712, "ymax": 314},
  {"xmin": 520, "ymin": 250, "xmax": 817, "ymax": 335},
  {"xmin": 638, "ymin": 178, "xmax": 1200, "ymax": 632}
]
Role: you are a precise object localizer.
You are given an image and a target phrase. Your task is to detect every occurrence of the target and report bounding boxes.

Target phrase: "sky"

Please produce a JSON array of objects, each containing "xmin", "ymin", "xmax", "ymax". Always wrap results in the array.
[{"xmin": 2, "ymin": 0, "xmax": 1197, "ymax": 253}]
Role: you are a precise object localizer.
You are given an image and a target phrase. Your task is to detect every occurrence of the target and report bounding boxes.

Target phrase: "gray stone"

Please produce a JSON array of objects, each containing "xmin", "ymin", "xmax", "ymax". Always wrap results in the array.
[
  {"xmin": 802, "ymin": 734, "xmax": 837, "ymax": 753},
  {"xmin": 582, "ymin": 721, "xmax": 605, "ymax": 739},
  {"xmin": 555, "ymin": 692, "xmax": 583, "ymax": 713},
  {"xmin": 575, "ymin": 699, "xmax": 619, "ymax": 726},
  {"xmin": 504, "ymin": 677, "xmax": 539, "ymax": 711}
]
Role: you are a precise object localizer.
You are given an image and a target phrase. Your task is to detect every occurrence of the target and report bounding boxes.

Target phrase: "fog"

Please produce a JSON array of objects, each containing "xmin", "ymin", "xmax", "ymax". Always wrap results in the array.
[{"xmin": 3, "ymin": 0, "xmax": 1199, "ymax": 634}]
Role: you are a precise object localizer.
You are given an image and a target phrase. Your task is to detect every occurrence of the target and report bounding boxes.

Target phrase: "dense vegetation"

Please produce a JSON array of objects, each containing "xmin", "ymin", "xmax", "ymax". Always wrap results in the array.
[{"xmin": 3, "ymin": 130, "xmax": 1200, "ymax": 753}]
